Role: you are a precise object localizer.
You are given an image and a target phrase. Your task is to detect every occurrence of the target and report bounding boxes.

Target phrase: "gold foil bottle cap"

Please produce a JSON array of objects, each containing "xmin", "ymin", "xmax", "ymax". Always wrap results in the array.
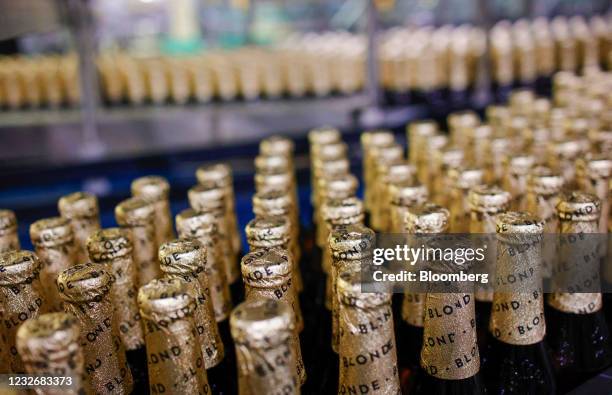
[
  {"xmin": 175, "ymin": 208, "xmax": 217, "ymax": 240},
  {"xmin": 255, "ymin": 171, "xmax": 293, "ymax": 193},
  {"xmin": 486, "ymin": 105, "xmax": 511, "ymax": 129},
  {"xmin": 389, "ymin": 180, "xmax": 429, "ymax": 206},
  {"xmin": 87, "ymin": 228, "xmax": 132, "ymax": 262},
  {"xmin": 308, "ymin": 127, "xmax": 341, "ymax": 146},
  {"xmin": 495, "ymin": 211, "xmax": 544, "ymax": 244},
  {"xmin": 188, "ymin": 181, "xmax": 225, "ymax": 212},
  {"xmin": 16, "ymin": 312, "xmax": 80, "ymax": 364},
  {"xmin": 158, "ymin": 239, "xmax": 206, "ymax": 276},
  {"xmin": 195, "ymin": 163, "xmax": 232, "ymax": 187},
  {"xmin": 30, "ymin": 217, "xmax": 74, "ymax": 248},
  {"xmin": 241, "ymin": 247, "xmax": 292, "ymax": 287},
  {"xmin": 577, "ymin": 154, "xmax": 612, "ymax": 180},
  {"xmin": 436, "ymin": 146, "xmax": 465, "ymax": 168},
  {"xmin": 337, "ymin": 270, "xmax": 391, "ymax": 308},
  {"xmin": 361, "ymin": 130, "xmax": 395, "ymax": 148},
  {"xmin": 131, "ymin": 176, "xmax": 170, "ymax": 201},
  {"xmin": 386, "ymin": 162, "xmax": 417, "ymax": 183},
  {"xmin": 0, "ymin": 250, "xmax": 42, "ymax": 285},
  {"xmin": 246, "ymin": 216, "xmax": 290, "ymax": 248},
  {"xmin": 57, "ymin": 263, "xmax": 113, "ymax": 303},
  {"xmin": 448, "ymin": 110, "xmax": 480, "ymax": 132},
  {"xmin": 58, "ymin": 192, "xmax": 99, "ymax": 219},
  {"xmin": 471, "ymin": 124, "xmax": 493, "ymax": 140},
  {"xmin": 322, "ymin": 197, "xmax": 364, "ymax": 225},
  {"xmin": 468, "ymin": 185, "xmax": 512, "ymax": 214},
  {"xmin": 311, "ymin": 142, "xmax": 348, "ymax": 161},
  {"xmin": 527, "ymin": 166, "xmax": 564, "ymax": 196},
  {"xmin": 450, "ymin": 167, "xmax": 485, "ymax": 190},
  {"xmin": 313, "ymin": 157, "xmax": 350, "ymax": 176},
  {"xmin": 0, "ymin": 209, "xmax": 17, "ymax": 235},
  {"xmin": 255, "ymin": 155, "xmax": 290, "ymax": 174},
  {"xmin": 260, "ymin": 136, "xmax": 295, "ymax": 157},
  {"xmin": 509, "ymin": 89, "xmax": 535, "ymax": 114},
  {"xmin": 329, "ymin": 223, "xmax": 375, "ymax": 260},
  {"xmin": 556, "ymin": 191, "xmax": 600, "ymax": 222},
  {"xmin": 371, "ymin": 143, "xmax": 404, "ymax": 163},
  {"xmin": 405, "ymin": 203, "xmax": 450, "ymax": 233},
  {"xmin": 252, "ymin": 189, "xmax": 292, "ymax": 217},
  {"xmin": 508, "ymin": 155, "xmax": 535, "ymax": 176},
  {"xmin": 318, "ymin": 174, "xmax": 359, "ymax": 200},
  {"xmin": 138, "ymin": 277, "xmax": 195, "ymax": 323},
  {"xmin": 548, "ymin": 139, "xmax": 588, "ymax": 160},
  {"xmin": 115, "ymin": 197, "xmax": 155, "ymax": 226},
  {"xmin": 230, "ymin": 298, "xmax": 294, "ymax": 346},
  {"xmin": 408, "ymin": 120, "xmax": 438, "ymax": 137}
]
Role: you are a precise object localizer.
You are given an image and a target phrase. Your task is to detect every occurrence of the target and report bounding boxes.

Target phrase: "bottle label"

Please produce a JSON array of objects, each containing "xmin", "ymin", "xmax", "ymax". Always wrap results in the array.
[{"xmin": 421, "ymin": 293, "xmax": 480, "ymax": 380}]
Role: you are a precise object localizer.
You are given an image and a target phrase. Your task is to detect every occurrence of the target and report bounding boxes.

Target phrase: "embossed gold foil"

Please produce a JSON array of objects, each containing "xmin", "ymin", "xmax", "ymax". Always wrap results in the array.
[
  {"xmin": 525, "ymin": 167, "xmax": 564, "ymax": 278},
  {"xmin": 432, "ymin": 146, "xmax": 464, "ymax": 206},
  {"xmin": 449, "ymin": 167, "xmax": 485, "ymax": 232},
  {"xmin": 0, "ymin": 250, "xmax": 47, "ymax": 372},
  {"xmin": 0, "ymin": 209, "xmax": 20, "ymax": 253},
  {"xmin": 30, "ymin": 217, "xmax": 77, "ymax": 312},
  {"xmin": 490, "ymin": 212, "xmax": 546, "ymax": 345},
  {"xmin": 361, "ymin": 130, "xmax": 395, "ymax": 212},
  {"xmin": 378, "ymin": 162, "xmax": 417, "ymax": 232},
  {"xmin": 388, "ymin": 180, "xmax": 429, "ymax": 234},
  {"xmin": 58, "ymin": 192, "xmax": 100, "ymax": 264},
  {"xmin": 158, "ymin": 239, "xmax": 225, "ymax": 368},
  {"xmin": 196, "ymin": 163, "xmax": 243, "ymax": 262},
  {"xmin": 87, "ymin": 228, "xmax": 144, "ymax": 351},
  {"xmin": 370, "ymin": 144, "xmax": 404, "ymax": 231},
  {"xmin": 329, "ymin": 223, "xmax": 375, "ymax": 353},
  {"xmin": 337, "ymin": 270, "xmax": 400, "ymax": 395},
  {"xmin": 175, "ymin": 208, "xmax": 232, "ymax": 321},
  {"xmin": 188, "ymin": 181, "xmax": 240, "ymax": 284},
  {"xmin": 403, "ymin": 203, "xmax": 450, "ymax": 327},
  {"xmin": 230, "ymin": 299, "xmax": 299, "ymax": 395},
  {"xmin": 549, "ymin": 191, "xmax": 602, "ymax": 314},
  {"xmin": 576, "ymin": 154, "xmax": 611, "ymax": 234},
  {"xmin": 316, "ymin": 173, "xmax": 359, "ymax": 247},
  {"xmin": 138, "ymin": 278, "xmax": 210, "ymax": 395},
  {"xmin": 421, "ymin": 291, "xmax": 480, "ymax": 380},
  {"xmin": 503, "ymin": 154, "xmax": 535, "ymax": 211},
  {"xmin": 57, "ymin": 263, "xmax": 133, "ymax": 394},
  {"xmin": 16, "ymin": 312, "xmax": 89, "ymax": 395},
  {"xmin": 115, "ymin": 197, "xmax": 161, "ymax": 287},
  {"xmin": 469, "ymin": 185, "xmax": 511, "ymax": 302},
  {"xmin": 240, "ymin": 248, "xmax": 305, "ymax": 384},
  {"xmin": 131, "ymin": 176, "xmax": 175, "ymax": 245}
]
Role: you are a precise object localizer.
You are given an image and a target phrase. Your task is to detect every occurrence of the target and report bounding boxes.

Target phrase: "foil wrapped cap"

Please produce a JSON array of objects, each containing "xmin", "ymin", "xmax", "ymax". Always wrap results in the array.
[
  {"xmin": 87, "ymin": 228, "xmax": 132, "ymax": 262},
  {"xmin": 449, "ymin": 167, "xmax": 485, "ymax": 190},
  {"xmin": 175, "ymin": 208, "xmax": 217, "ymax": 240},
  {"xmin": 361, "ymin": 130, "xmax": 394, "ymax": 148},
  {"xmin": 556, "ymin": 191, "xmax": 600, "ymax": 222},
  {"xmin": 313, "ymin": 157, "xmax": 350, "ymax": 176},
  {"xmin": 506, "ymin": 154, "xmax": 535, "ymax": 175},
  {"xmin": 241, "ymin": 247, "xmax": 292, "ymax": 287},
  {"xmin": 30, "ymin": 217, "xmax": 74, "ymax": 248},
  {"xmin": 138, "ymin": 277, "xmax": 195, "ymax": 323},
  {"xmin": 468, "ymin": 185, "xmax": 512, "ymax": 213},
  {"xmin": 329, "ymin": 223, "xmax": 375, "ymax": 260},
  {"xmin": 408, "ymin": 120, "xmax": 438, "ymax": 137},
  {"xmin": 131, "ymin": 176, "xmax": 170, "ymax": 201},
  {"xmin": 230, "ymin": 299, "xmax": 294, "ymax": 346},
  {"xmin": 255, "ymin": 171, "xmax": 292, "ymax": 193},
  {"xmin": 0, "ymin": 250, "xmax": 42, "ymax": 285},
  {"xmin": 385, "ymin": 162, "xmax": 416, "ymax": 183},
  {"xmin": 115, "ymin": 197, "xmax": 155, "ymax": 226},
  {"xmin": 252, "ymin": 190, "xmax": 292, "ymax": 217},
  {"xmin": 527, "ymin": 166, "xmax": 564, "ymax": 196},
  {"xmin": 57, "ymin": 263, "xmax": 113, "ymax": 303},
  {"xmin": 509, "ymin": 89, "xmax": 535, "ymax": 112},
  {"xmin": 188, "ymin": 181, "xmax": 225, "ymax": 212},
  {"xmin": 58, "ymin": 192, "xmax": 99, "ymax": 219},
  {"xmin": 321, "ymin": 197, "xmax": 364, "ymax": 225},
  {"xmin": 388, "ymin": 180, "xmax": 429, "ymax": 206},
  {"xmin": 254, "ymin": 155, "xmax": 290, "ymax": 174},
  {"xmin": 471, "ymin": 124, "xmax": 493, "ymax": 140},
  {"xmin": 448, "ymin": 110, "xmax": 480, "ymax": 131},
  {"xmin": 312, "ymin": 142, "xmax": 348, "ymax": 161},
  {"xmin": 436, "ymin": 146, "xmax": 465, "ymax": 168},
  {"xmin": 548, "ymin": 139, "xmax": 588, "ymax": 160},
  {"xmin": 318, "ymin": 174, "xmax": 359, "ymax": 200},
  {"xmin": 308, "ymin": 127, "xmax": 341, "ymax": 146},
  {"xmin": 260, "ymin": 136, "xmax": 294, "ymax": 157},
  {"xmin": 370, "ymin": 143, "xmax": 404, "ymax": 163},
  {"xmin": 496, "ymin": 211, "xmax": 544, "ymax": 245},
  {"xmin": 337, "ymin": 270, "xmax": 391, "ymax": 308},
  {"xmin": 246, "ymin": 216, "xmax": 290, "ymax": 248},
  {"xmin": 486, "ymin": 105, "xmax": 511, "ymax": 126},
  {"xmin": 195, "ymin": 163, "xmax": 232, "ymax": 187},
  {"xmin": 577, "ymin": 154, "xmax": 612, "ymax": 180},
  {"xmin": 158, "ymin": 239, "xmax": 206, "ymax": 276},
  {"xmin": 405, "ymin": 203, "xmax": 450, "ymax": 234},
  {"xmin": 0, "ymin": 209, "xmax": 17, "ymax": 235},
  {"xmin": 16, "ymin": 313, "xmax": 80, "ymax": 363}
]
